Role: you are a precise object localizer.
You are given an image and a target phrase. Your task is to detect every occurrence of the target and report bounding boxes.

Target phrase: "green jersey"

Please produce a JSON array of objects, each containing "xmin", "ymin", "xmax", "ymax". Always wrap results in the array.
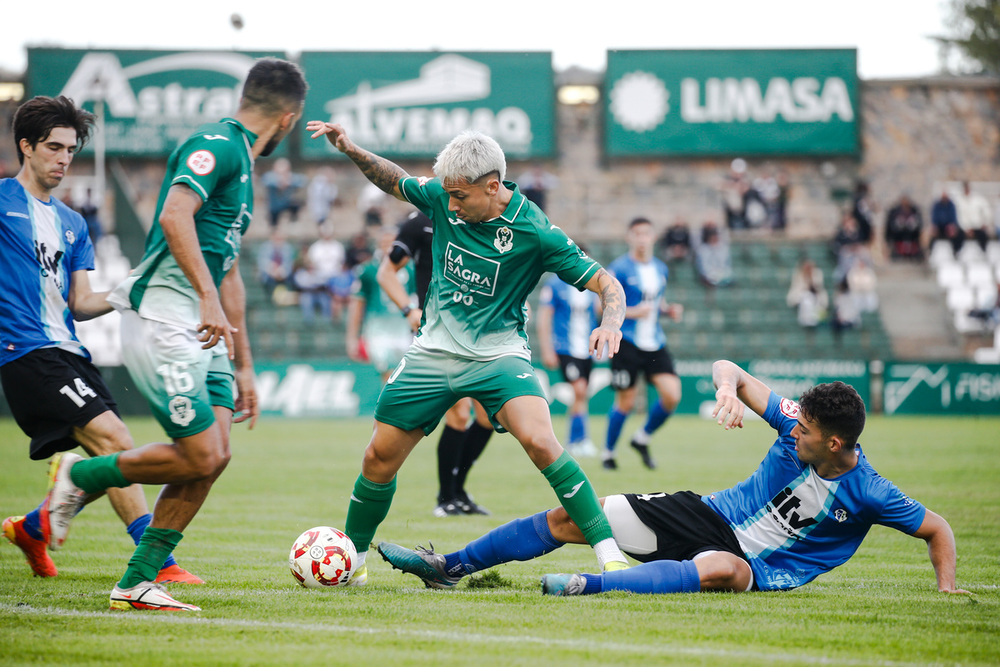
[
  {"xmin": 109, "ymin": 118, "xmax": 257, "ymax": 328},
  {"xmin": 352, "ymin": 256, "xmax": 414, "ymax": 337},
  {"xmin": 399, "ymin": 177, "xmax": 600, "ymax": 361}
]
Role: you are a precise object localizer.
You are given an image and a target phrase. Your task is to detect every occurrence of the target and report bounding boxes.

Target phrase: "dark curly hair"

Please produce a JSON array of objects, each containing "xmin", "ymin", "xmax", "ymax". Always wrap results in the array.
[
  {"xmin": 12, "ymin": 95, "xmax": 95, "ymax": 165},
  {"xmin": 798, "ymin": 381, "xmax": 866, "ymax": 449}
]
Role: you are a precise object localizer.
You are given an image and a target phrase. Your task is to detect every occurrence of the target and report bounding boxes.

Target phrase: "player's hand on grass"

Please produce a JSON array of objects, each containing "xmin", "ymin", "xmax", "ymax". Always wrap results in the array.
[
  {"xmin": 307, "ymin": 120, "xmax": 352, "ymax": 153},
  {"xmin": 589, "ymin": 326, "xmax": 621, "ymax": 360},
  {"xmin": 712, "ymin": 386, "xmax": 744, "ymax": 430},
  {"xmin": 233, "ymin": 368, "xmax": 258, "ymax": 429}
]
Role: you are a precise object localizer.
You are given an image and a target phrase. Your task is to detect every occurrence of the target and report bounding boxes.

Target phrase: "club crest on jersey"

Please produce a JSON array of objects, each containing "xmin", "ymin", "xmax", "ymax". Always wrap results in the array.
[
  {"xmin": 779, "ymin": 398, "xmax": 800, "ymax": 419},
  {"xmin": 494, "ymin": 226, "xmax": 513, "ymax": 253},
  {"xmin": 64, "ymin": 229, "xmax": 75, "ymax": 244},
  {"xmin": 833, "ymin": 508, "xmax": 848, "ymax": 523}
]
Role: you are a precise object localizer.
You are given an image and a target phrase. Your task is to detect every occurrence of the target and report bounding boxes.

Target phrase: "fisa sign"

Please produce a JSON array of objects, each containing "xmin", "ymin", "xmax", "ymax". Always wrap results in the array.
[{"xmin": 605, "ymin": 49, "xmax": 859, "ymax": 157}]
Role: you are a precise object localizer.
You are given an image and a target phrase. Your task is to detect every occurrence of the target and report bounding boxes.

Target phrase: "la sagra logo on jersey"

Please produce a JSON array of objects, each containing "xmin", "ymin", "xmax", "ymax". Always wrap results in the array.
[{"xmin": 444, "ymin": 243, "xmax": 499, "ymax": 297}]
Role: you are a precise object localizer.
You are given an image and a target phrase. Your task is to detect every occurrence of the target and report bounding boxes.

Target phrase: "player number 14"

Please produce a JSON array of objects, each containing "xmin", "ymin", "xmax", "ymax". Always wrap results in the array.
[{"xmin": 59, "ymin": 378, "xmax": 98, "ymax": 408}]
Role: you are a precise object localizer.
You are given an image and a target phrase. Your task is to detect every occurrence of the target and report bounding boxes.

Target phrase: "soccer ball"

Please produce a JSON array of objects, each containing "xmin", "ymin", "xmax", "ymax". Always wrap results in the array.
[{"xmin": 289, "ymin": 526, "xmax": 357, "ymax": 589}]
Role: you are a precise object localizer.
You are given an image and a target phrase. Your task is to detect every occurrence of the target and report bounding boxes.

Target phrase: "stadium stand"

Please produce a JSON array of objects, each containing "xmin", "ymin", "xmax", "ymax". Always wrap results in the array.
[{"xmin": 241, "ymin": 237, "xmax": 895, "ymax": 363}]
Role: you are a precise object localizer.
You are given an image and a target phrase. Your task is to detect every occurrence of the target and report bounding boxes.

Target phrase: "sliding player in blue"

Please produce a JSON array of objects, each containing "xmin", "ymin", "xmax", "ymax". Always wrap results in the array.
[{"xmin": 379, "ymin": 360, "xmax": 968, "ymax": 597}]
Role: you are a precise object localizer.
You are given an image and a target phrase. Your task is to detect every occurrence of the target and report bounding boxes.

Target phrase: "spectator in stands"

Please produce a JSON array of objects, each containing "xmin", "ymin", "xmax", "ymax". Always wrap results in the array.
[
  {"xmin": 955, "ymin": 181, "xmax": 992, "ymax": 252},
  {"xmin": 721, "ymin": 159, "xmax": 751, "ymax": 229},
  {"xmin": 262, "ymin": 157, "xmax": 306, "ymax": 228},
  {"xmin": 832, "ymin": 279, "xmax": 861, "ymax": 334},
  {"xmin": 831, "ymin": 207, "xmax": 865, "ymax": 260},
  {"xmin": 851, "ymin": 180, "xmax": 875, "ymax": 244},
  {"xmin": 657, "ymin": 217, "xmax": 692, "ymax": 263},
  {"xmin": 755, "ymin": 169, "xmax": 789, "ymax": 231},
  {"xmin": 693, "ymin": 221, "xmax": 734, "ymax": 287},
  {"xmin": 884, "ymin": 195, "xmax": 924, "ymax": 260},
  {"xmin": 517, "ymin": 164, "xmax": 559, "ymax": 212},
  {"xmin": 787, "ymin": 259, "xmax": 828, "ymax": 328},
  {"xmin": 357, "ymin": 182, "xmax": 389, "ymax": 229},
  {"xmin": 308, "ymin": 223, "xmax": 349, "ymax": 321},
  {"xmin": 344, "ymin": 231, "xmax": 374, "ymax": 270},
  {"xmin": 845, "ymin": 250, "xmax": 879, "ymax": 314},
  {"xmin": 307, "ymin": 166, "xmax": 339, "ymax": 227},
  {"xmin": 292, "ymin": 249, "xmax": 331, "ymax": 325},
  {"xmin": 930, "ymin": 190, "xmax": 963, "ymax": 254},
  {"xmin": 255, "ymin": 228, "xmax": 296, "ymax": 301}
]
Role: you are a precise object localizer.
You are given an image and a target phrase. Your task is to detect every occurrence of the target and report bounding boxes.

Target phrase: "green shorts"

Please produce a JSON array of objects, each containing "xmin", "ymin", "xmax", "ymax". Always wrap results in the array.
[
  {"xmin": 120, "ymin": 310, "xmax": 234, "ymax": 438},
  {"xmin": 374, "ymin": 347, "xmax": 546, "ymax": 435}
]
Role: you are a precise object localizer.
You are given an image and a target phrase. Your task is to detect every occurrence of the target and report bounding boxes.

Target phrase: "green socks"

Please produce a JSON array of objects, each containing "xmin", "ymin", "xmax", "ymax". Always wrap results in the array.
[
  {"xmin": 541, "ymin": 451, "xmax": 614, "ymax": 546},
  {"xmin": 69, "ymin": 452, "xmax": 130, "ymax": 494},
  {"xmin": 344, "ymin": 474, "xmax": 397, "ymax": 555},
  {"xmin": 118, "ymin": 527, "xmax": 183, "ymax": 589}
]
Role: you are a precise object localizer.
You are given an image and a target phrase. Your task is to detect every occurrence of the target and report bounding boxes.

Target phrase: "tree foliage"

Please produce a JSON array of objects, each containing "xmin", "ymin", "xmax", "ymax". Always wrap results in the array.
[{"xmin": 943, "ymin": 0, "xmax": 1000, "ymax": 74}]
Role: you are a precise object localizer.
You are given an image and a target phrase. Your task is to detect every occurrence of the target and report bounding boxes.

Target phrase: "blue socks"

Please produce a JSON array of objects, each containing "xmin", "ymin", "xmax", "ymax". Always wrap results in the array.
[
  {"xmin": 445, "ymin": 511, "xmax": 563, "ymax": 576},
  {"xmin": 127, "ymin": 514, "xmax": 177, "ymax": 569},
  {"xmin": 580, "ymin": 559, "xmax": 701, "ymax": 594},
  {"xmin": 23, "ymin": 504, "xmax": 45, "ymax": 541},
  {"xmin": 568, "ymin": 413, "xmax": 587, "ymax": 444},
  {"xmin": 643, "ymin": 401, "xmax": 672, "ymax": 435},
  {"xmin": 606, "ymin": 408, "xmax": 628, "ymax": 451}
]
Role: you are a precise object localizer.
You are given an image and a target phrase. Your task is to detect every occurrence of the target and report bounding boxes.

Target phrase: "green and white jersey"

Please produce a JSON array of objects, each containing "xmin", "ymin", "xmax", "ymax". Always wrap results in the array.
[
  {"xmin": 352, "ymin": 256, "xmax": 414, "ymax": 339},
  {"xmin": 399, "ymin": 177, "xmax": 600, "ymax": 361},
  {"xmin": 109, "ymin": 118, "xmax": 256, "ymax": 329}
]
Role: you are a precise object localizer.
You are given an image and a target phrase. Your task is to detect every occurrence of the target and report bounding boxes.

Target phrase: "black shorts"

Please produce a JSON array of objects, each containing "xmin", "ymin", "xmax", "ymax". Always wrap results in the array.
[
  {"xmin": 610, "ymin": 339, "xmax": 676, "ymax": 389},
  {"xmin": 622, "ymin": 491, "xmax": 751, "ymax": 574},
  {"xmin": 557, "ymin": 354, "xmax": 593, "ymax": 383},
  {"xmin": 0, "ymin": 347, "xmax": 119, "ymax": 460}
]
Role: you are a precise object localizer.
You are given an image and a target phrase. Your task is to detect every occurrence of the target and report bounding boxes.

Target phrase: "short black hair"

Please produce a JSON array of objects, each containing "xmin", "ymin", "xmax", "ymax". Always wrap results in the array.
[
  {"xmin": 12, "ymin": 95, "xmax": 95, "ymax": 165},
  {"xmin": 240, "ymin": 58, "xmax": 308, "ymax": 116},
  {"xmin": 629, "ymin": 216, "xmax": 652, "ymax": 229},
  {"xmin": 798, "ymin": 381, "xmax": 866, "ymax": 449}
]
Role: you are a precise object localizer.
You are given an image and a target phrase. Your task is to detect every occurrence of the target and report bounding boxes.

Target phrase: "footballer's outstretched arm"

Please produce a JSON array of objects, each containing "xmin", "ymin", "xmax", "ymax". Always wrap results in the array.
[
  {"xmin": 912, "ymin": 509, "xmax": 970, "ymax": 595},
  {"xmin": 584, "ymin": 268, "xmax": 624, "ymax": 360},
  {"xmin": 306, "ymin": 121, "xmax": 408, "ymax": 201},
  {"xmin": 712, "ymin": 360, "xmax": 772, "ymax": 429}
]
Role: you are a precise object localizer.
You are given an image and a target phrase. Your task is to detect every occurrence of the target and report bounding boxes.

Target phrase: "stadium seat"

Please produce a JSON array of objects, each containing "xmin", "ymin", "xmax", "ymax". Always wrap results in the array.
[
  {"xmin": 966, "ymin": 262, "xmax": 995, "ymax": 290},
  {"xmin": 927, "ymin": 240, "xmax": 955, "ymax": 268},
  {"xmin": 936, "ymin": 263, "xmax": 965, "ymax": 290},
  {"xmin": 958, "ymin": 242, "xmax": 986, "ymax": 265},
  {"xmin": 946, "ymin": 285, "xmax": 975, "ymax": 312}
]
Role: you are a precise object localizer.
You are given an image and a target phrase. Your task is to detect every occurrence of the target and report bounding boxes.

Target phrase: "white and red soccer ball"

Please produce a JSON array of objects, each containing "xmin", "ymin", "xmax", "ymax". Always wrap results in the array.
[{"xmin": 289, "ymin": 526, "xmax": 357, "ymax": 588}]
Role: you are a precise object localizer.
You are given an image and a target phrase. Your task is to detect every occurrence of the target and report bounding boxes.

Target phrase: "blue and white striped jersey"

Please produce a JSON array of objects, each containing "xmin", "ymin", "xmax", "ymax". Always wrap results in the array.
[
  {"xmin": 0, "ymin": 178, "xmax": 94, "ymax": 365},
  {"xmin": 703, "ymin": 391, "xmax": 927, "ymax": 591},
  {"xmin": 538, "ymin": 274, "xmax": 598, "ymax": 359},
  {"xmin": 607, "ymin": 253, "xmax": 669, "ymax": 351}
]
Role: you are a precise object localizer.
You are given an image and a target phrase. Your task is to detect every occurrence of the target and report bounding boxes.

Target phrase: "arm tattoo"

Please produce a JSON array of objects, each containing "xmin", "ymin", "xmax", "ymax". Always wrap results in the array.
[
  {"xmin": 595, "ymin": 268, "xmax": 625, "ymax": 329},
  {"xmin": 350, "ymin": 147, "xmax": 408, "ymax": 195}
]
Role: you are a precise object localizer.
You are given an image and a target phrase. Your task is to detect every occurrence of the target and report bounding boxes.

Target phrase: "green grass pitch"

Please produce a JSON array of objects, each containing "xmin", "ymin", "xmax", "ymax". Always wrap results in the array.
[{"xmin": 1, "ymin": 414, "xmax": 998, "ymax": 666}]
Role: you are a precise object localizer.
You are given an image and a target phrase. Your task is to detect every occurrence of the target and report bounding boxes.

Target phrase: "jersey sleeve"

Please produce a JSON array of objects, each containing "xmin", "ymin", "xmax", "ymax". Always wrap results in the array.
[
  {"xmin": 539, "ymin": 225, "xmax": 600, "ymax": 289},
  {"xmin": 169, "ymin": 134, "xmax": 240, "ymax": 202},
  {"xmin": 398, "ymin": 176, "xmax": 443, "ymax": 216},
  {"xmin": 761, "ymin": 391, "xmax": 799, "ymax": 439},
  {"xmin": 68, "ymin": 212, "xmax": 96, "ymax": 273},
  {"xmin": 873, "ymin": 478, "xmax": 927, "ymax": 534}
]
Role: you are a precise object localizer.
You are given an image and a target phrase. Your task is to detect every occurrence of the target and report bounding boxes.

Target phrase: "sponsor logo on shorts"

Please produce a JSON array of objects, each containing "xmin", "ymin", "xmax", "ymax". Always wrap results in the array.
[
  {"xmin": 516, "ymin": 372, "xmax": 533, "ymax": 379},
  {"xmin": 186, "ymin": 150, "xmax": 216, "ymax": 176},
  {"xmin": 168, "ymin": 395, "xmax": 196, "ymax": 427}
]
